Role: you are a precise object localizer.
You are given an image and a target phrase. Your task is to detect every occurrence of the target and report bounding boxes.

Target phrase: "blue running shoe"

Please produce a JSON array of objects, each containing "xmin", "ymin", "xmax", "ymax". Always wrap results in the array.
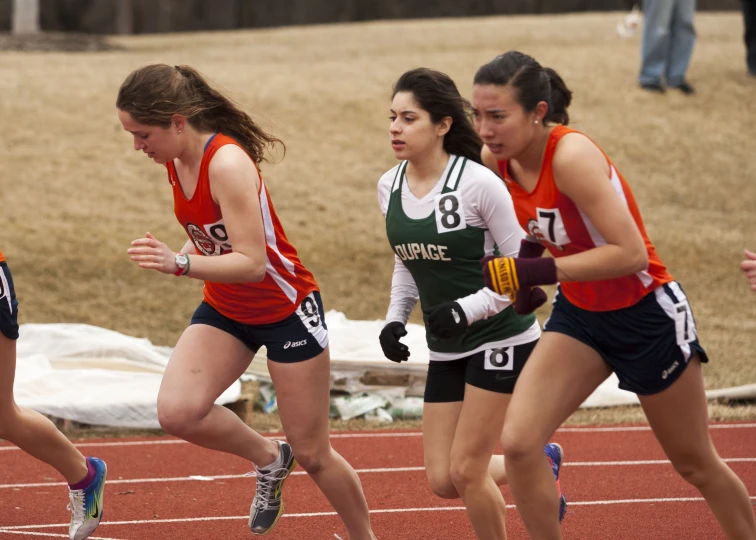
[
  {"xmin": 544, "ymin": 443, "xmax": 567, "ymax": 524},
  {"xmin": 68, "ymin": 457, "xmax": 107, "ymax": 540}
]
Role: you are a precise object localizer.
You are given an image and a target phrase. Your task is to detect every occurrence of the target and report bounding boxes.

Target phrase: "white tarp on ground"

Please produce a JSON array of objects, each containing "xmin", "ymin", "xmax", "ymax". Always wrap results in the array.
[
  {"xmin": 14, "ymin": 312, "xmax": 756, "ymax": 429},
  {"xmin": 15, "ymin": 324, "xmax": 241, "ymax": 429}
]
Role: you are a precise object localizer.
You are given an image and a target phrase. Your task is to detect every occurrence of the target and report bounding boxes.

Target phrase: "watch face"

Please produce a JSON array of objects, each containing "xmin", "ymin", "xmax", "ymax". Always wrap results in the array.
[{"xmin": 176, "ymin": 253, "xmax": 188, "ymax": 267}]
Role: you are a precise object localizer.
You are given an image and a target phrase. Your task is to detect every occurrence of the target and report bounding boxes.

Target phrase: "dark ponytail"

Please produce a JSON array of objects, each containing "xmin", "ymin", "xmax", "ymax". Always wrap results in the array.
[
  {"xmin": 392, "ymin": 68, "xmax": 483, "ymax": 164},
  {"xmin": 116, "ymin": 63, "xmax": 284, "ymax": 164},
  {"xmin": 543, "ymin": 67, "xmax": 572, "ymax": 125},
  {"xmin": 474, "ymin": 51, "xmax": 573, "ymax": 125}
]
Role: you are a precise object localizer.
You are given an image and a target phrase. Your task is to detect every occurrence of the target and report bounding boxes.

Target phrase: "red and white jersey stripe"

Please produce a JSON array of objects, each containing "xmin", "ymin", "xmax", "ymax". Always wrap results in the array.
[{"xmin": 167, "ymin": 134, "xmax": 318, "ymax": 324}]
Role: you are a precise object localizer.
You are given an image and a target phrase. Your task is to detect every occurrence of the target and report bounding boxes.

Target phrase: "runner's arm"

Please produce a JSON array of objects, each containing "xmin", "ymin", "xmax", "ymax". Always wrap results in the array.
[
  {"xmin": 456, "ymin": 170, "xmax": 525, "ymax": 323},
  {"xmin": 551, "ymin": 134, "xmax": 648, "ymax": 282}
]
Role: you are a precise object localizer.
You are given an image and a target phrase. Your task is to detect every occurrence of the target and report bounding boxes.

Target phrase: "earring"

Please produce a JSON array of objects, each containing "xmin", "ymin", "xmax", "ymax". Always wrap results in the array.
[{"xmin": 534, "ymin": 120, "xmax": 539, "ymax": 124}]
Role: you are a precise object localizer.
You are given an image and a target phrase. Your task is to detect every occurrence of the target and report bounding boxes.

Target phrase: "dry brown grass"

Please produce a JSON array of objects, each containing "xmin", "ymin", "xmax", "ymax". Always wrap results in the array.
[{"xmin": 1, "ymin": 12, "xmax": 754, "ymax": 422}]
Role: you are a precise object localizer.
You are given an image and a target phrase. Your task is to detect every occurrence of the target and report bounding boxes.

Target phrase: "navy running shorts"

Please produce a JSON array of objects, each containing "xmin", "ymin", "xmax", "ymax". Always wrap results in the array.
[
  {"xmin": 544, "ymin": 282, "xmax": 708, "ymax": 396},
  {"xmin": 0, "ymin": 262, "xmax": 19, "ymax": 340},
  {"xmin": 191, "ymin": 291, "xmax": 328, "ymax": 363},
  {"xmin": 423, "ymin": 339, "xmax": 538, "ymax": 403}
]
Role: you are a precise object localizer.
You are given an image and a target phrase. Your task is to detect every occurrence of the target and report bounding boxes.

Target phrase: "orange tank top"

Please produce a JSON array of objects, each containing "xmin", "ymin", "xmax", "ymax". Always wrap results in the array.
[
  {"xmin": 498, "ymin": 125, "xmax": 672, "ymax": 311},
  {"xmin": 0, "ymin": 249, "xmax": 4, "ymax": 263},
  {"xmin": 167, "ymin": 133, "xmax": 318, "ymax": 324}
]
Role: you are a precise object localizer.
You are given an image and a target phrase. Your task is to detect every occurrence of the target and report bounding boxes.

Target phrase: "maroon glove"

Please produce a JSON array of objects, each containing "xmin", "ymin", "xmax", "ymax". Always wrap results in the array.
[
  {"xmin": 514, "ymin": 239, "xmax": 549, "ymax": 314},
  {"xmin": 481, "ymin": 255, "xmax": 557, "ymax": 301}
]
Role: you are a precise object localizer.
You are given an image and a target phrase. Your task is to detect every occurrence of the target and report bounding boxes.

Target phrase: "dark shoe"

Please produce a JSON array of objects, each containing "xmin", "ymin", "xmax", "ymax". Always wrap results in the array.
[
  {"xmin": 671, "ymin": 81, "xmax": 696, "ymax": 95},
  {"xmin": 248, "ymin": 441, "xmax": 297, "ymax": 535},
  {"xmin": 640, "ymin": 81, "xmax": 665, "ymax": 93}
]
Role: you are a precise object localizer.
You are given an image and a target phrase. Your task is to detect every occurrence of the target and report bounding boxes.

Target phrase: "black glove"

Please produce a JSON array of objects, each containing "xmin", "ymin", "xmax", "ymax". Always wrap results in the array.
[
  {"xmin": 427, "ymin": 301, "xmax": 468, "ymax": 339},
  {"xmin": 379, "ymin": 321, "xmax": 410, "ymax": 362}
]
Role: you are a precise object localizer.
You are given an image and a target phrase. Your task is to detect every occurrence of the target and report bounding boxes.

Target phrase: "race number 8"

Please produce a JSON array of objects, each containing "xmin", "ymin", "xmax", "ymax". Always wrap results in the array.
[
  {"xmin": 434, "ymin": 193, "xmax": 467, "ymax": 233},
  {"xmin": 484, "ymin": 346, "xmax": 514, "ymax": 370}
]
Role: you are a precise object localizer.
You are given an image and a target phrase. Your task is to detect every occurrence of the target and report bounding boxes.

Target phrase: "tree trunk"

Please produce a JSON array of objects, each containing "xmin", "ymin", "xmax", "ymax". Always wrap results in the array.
[
  {"xmin": 115, "ymin": 0, "xmax": 133, "ymax": 34},
  {"xmin": 12, "ymin": 0, "xmax": 40, "ymax": 34}
]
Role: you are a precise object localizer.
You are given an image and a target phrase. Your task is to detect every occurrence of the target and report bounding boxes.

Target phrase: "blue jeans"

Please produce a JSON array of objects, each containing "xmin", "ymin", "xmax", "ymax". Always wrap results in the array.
[{"xmin": 639, "ymin": 0, "xmax": 697, "ymax": 86}]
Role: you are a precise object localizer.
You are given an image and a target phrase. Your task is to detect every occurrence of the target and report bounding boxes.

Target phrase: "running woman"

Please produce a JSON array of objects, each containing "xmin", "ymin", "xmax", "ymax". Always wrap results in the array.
[
  {"xmin": 118, "ymin": 64, "xmax": 376, "ymax": 539},
  {"xmin": 378, "ymin": 67, "xmax": 565, "ymax": 540},
  {"xmin": 474, "ymin": 50, "xmax": 756, "ymax": 540},
  {"xmin": 0, "ymin": 250, "xmax": 107, "ymax": 540}
]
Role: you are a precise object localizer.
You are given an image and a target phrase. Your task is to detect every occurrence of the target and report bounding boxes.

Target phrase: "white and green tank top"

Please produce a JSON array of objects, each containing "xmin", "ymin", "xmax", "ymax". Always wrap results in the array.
[{"xmin": 378, "ymin": 155, "xmax": 541, "ymax": 361}]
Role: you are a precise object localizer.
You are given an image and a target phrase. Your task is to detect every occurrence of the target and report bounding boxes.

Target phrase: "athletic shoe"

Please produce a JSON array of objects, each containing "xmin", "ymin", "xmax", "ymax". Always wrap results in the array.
[
  {"xmin": 544, "ymin": 442, "xmax": 567, "ymax": 523},
  {"xmin": 248, "ymin": 441, "xmax": 297, "ymax": 535},
  {"xmin": 68, "ymin": 457, "xmax": 107, "ymax": 540}
]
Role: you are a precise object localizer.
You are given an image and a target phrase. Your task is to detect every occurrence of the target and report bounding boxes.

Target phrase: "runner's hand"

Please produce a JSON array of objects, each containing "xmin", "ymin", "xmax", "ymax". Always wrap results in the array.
[
  {"xmin": 481, "ymin": 255, "xmax": 557, "ymax": 297},
  {"xmin": 127, "ymin": 232, "xmax": 179, "ymax": 275},
  {"xmin": 427, "ymin": 301, "xmax": 468, "ymax": 339},
  {"xmin": 379, "ymin": 321, "xmax": 410, "ymax": 363},
  {"xmin": 514, "ymin": 286, "xmax": 548, "ymax": 315}
]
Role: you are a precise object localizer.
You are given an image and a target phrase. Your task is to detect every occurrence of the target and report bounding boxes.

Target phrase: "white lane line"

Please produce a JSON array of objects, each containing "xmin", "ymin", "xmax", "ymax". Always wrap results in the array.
[
  {"xmin": 3, "ymin": 459, "xmax": 755, "ymax": 490},
  {"xmin": 0, "ymin": 467, "xmax": 425, "ymax": 489},
  {"xmin": 0, "ymin": 532, "xmax": 123, "ymax": 539},
  {"xmin": 1, "ymin": 422, "xmax": 754, "ymax": 451},
  {"xmin": 568, "ymin": 457, "xmax": 756, "ymax": 466},
  {"xmin": 3, "ymin": 497, "xmax": 756, "ymax": 531}
]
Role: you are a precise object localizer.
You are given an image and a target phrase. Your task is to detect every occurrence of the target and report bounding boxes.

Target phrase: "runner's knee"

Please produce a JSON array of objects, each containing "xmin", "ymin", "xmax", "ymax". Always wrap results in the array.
[
  {"xmin": 156, "ymin": 400, "xmax": 210, "ymax": 437},
  {"xmin": 670, "ymin": 451, "xmax": 720, "ymax": 488},
  {"xmin": 291, "ymin": 442, "xmax": 330, "ymax": 475},
  {"xmin": 426, "ymin": 469, "xmax": 459, "ymax": 499},
  {"xmin": 0, "ymin": 403, "xmax": 22, "ymax": 439},
  {"xmin": 449, "ymin": 455, "xmax": 488, "ymax": 493},
  {"xmin": 500, "ymin": 428, "xmax": 543, "ymax": 465}
]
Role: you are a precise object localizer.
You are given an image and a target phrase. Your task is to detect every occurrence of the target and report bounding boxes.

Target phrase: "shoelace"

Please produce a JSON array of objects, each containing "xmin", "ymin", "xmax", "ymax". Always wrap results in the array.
[
  {"xmin": 67, "ymin": 489, "xmax": 86, "ymax": 523},
  {"xmin": 245, "ymin": 466, "xmax": 291, "ymax": 511}
]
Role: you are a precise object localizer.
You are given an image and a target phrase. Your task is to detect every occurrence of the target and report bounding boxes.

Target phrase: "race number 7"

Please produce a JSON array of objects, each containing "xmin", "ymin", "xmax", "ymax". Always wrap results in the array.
[{"xmin": 536, "ymin": 207, "xmax": 570, "ymax": 246}]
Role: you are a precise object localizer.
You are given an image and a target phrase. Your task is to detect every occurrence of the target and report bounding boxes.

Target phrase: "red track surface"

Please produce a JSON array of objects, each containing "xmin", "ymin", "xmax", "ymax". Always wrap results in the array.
[{"xmin": 1, "ymin": 423, "xmax": 755, "ymax": 539}]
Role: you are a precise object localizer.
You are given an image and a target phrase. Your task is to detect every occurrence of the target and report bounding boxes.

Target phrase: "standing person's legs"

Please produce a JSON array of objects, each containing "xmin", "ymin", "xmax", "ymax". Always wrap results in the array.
[
  {"xmin": 666, "ymin": 0, "xmax": 697, "ymax": 87},
  {"xmin": 268, "ymin": 348, "xmax": 375, "ymax": 540},
  {"xmin": 640, "ymin": 358, "xmax": 756, "ymax": 540},
  {"xmin": 640, "ymin": 0, "xmax": 676, "ymax": 86},
  {"xmin": 500, "ymin": 333, "xmax": 612, "ymax": 540},
  {"xmin": 744, "ymin": 0, "xmax": 756, "ymax": 75}
]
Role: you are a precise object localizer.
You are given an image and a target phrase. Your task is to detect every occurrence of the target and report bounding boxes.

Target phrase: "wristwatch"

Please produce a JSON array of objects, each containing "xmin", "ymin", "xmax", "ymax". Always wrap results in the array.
[{"xmin": 174, "ymin": 252, "xmax": 190, "ymax": 276}]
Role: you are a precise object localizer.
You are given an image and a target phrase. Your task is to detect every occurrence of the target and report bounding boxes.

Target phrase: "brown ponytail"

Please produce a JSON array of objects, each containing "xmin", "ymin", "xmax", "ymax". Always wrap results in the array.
[{"xmin": 116, "ymin": 63, "xmax": 284, "ymax": 164}]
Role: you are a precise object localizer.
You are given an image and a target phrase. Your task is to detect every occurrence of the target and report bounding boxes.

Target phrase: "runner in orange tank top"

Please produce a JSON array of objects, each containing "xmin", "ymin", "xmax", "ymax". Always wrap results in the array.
[
  {"xmin": 0, "ymin": 251, "xmax": 108, "ymax": 539},
  {"xmin": 118, "ymin": 64, "xmax": 375, "ymax": 539},
  {"xmin": 470, "ymin": 51, "xmax": 756, "ymax": 540}
]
